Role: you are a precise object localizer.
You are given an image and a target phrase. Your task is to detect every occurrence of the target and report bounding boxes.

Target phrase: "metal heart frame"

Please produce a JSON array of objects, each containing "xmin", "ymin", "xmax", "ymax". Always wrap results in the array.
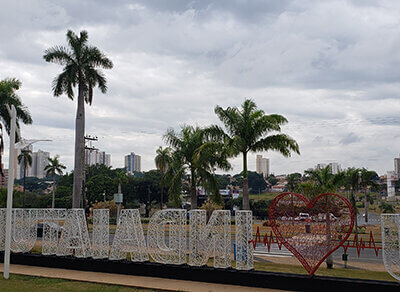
[{"xmin": 269, "ymin": 192, "xmax": 355, "ymax": 275}]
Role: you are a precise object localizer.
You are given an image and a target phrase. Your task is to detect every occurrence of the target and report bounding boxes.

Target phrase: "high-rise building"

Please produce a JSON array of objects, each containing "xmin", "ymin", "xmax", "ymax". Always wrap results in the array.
[
  {"xmin": 394, "ymin": 156, "xmax": 400, "ymax": 176},
  {"xmin": 256, "ymin": 155, "xmax": 269, "ymax": 177},
  {"xmin": 387, "ymin": 171, "xmax": 397, "ymax": 200},
  {"xmin": 32, "ymin": 149, "xmax": 50, "ymax": 178},
  {"xmin": 125, "ymin": 152, "xmax": 141, "ymax": 174},
  {"xmin": 17, "ymin": 148, "xmax": 49, "ymax": 179},
  {"xmin": 328, "ymin": 162, "xmax": 341, "ymax": 175},
  {"xmin": 85, "ymin": 149, "xmax": 111, "ymax": 167}
]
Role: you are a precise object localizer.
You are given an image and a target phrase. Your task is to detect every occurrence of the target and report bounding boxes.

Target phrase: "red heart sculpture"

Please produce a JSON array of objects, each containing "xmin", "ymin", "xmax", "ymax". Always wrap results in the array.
[{"xmin": 269, "ymin": 192, "xmax": 354, "ymax": 275}]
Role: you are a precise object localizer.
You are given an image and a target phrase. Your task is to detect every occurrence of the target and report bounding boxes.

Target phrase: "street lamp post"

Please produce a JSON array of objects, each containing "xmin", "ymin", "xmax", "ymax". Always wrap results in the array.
[{"xmin": 4, "ymin": 105, "xmax": 16, "ymax": 279}]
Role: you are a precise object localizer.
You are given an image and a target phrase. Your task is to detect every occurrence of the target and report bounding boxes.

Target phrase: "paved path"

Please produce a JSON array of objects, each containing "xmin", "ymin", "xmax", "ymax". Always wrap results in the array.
[{"xmin": 0, "ymin": 264, "xmax": 285, "ymax": 292}]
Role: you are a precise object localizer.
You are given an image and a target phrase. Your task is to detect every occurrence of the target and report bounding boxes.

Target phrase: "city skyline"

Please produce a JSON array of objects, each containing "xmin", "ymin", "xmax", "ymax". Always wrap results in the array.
[{"xmin": 1, "ymin": 1, "xmax": 400, "ymax": 175}]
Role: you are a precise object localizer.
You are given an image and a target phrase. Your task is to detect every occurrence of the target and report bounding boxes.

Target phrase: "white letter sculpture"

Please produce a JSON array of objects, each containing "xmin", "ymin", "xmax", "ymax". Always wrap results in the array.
[
  {"xmin": 109, "ymin": 209, "xmax": 148, "ymax": 261},
  {"xmin": 148, "ymin": 209, "xmax": 186, "ymax": 265},
  {"xmin": 0, "ymin": 208, "xmax": 5, "ymax": 251},
  {"xmin": 92, "ymin": 209, "xmax": 110, "ymax": 259},
  {"xmin": 235, "ymin": 210, "xmax": 254, "ymax": 270},
  {"xmin": 10, "ymin": 209, "xmax": 38, "ymax": 253},
  {"xmin": 56, "ymin": 209, "xmax": 91, "ymax": 257},
  {"xmin": 382, "ymin": 214, "xmax": 400, "ymax": 281},
  {"xmin": 42, "ymin": 209, "xmax": 67, "ymax": 255},
  {"xmin": 189, "ymin": 210, "xmax": 231, "ymax": 268}
]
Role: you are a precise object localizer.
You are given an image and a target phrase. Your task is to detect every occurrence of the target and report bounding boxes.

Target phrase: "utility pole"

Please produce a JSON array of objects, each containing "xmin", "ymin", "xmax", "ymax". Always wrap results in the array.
[{"xmin": 83, "ymin": 135, "xmax": 98, "ymax": 211}]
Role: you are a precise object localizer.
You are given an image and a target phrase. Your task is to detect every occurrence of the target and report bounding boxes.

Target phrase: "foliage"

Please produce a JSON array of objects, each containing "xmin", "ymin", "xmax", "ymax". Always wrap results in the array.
[
  {"xmin": 295, "ymin": 181, "xmax": 321, "ymax": 199},
  {"xmin": 163, "ymin": 125, "xmax": 230, "ymax": 208},
  {"xmin": 44, "ymin": 30, "xmax": 113, "ymax": 208},
  {"xmin": 266, "ymin": 174, "xmax": 278, "ymax": 186},
  {"xmin": 250, "ymin": 199, "xmax": 271, "ymax": 219},
  {"xmin": 210, "ymin": 98, "xmax": 299, "ymax": 210},
  {"xmin": 286, "ymin": 173, "xmax": 302, "ymax": 192},
  {"xmin": 380, "ymin": 201, "xmax": 395, "ymax": 213},
  {"xmin": 91, "ymin": 200, "xmax": 120, "ymax": 217}
]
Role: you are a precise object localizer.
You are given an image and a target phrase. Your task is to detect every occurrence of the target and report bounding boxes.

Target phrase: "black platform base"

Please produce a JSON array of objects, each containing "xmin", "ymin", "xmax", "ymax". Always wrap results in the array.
[{"xmin": 0, "ymin": 252, "xmax": 398, "ymax": 291}]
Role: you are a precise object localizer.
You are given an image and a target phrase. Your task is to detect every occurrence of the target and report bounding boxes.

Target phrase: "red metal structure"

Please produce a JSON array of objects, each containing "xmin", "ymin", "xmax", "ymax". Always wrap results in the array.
[{"xmin": 268, "ymin": 192, "xmax": 355, "ymax": 275}]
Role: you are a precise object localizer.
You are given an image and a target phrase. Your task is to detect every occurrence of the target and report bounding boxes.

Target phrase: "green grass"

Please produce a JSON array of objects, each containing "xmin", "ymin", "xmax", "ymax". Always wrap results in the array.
[
  {"xmin": 252, "ymin": 261, "xmax": 396, "ymax": 282},
  {"xmin": 249, "ymin": 192, "xmax": 279, "ymax": 201},
  {"xmin": 0, "ymin": 273, "xmax": 157, "ymax": 292}
]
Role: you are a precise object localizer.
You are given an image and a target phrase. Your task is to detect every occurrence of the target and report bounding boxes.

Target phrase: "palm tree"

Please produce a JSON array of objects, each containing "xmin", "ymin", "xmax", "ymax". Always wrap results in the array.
[
  {"xmin": 359, "ymin": 168, "xmax": 378, "ymax": 223},
  {"xmin": 304, "ymin": 165, "xmax": 345, "ymax": 269},
  {"xmin": 286, "ymin": 173, "xmax": 302, "ymax": 192},
  {"xmin": 155, "ymin": 146, "xmax": 172, "ymax": 210},
  {"xmin": 344, "ymin": 167, "xmax": 361, "ymax": 244},
  {"xmin": 164, "ymin": 125, "xmax": 230, "ymax": 209},
  {"xmin": 17, "ymin": 148, "xmax": 32, "ymax": 207},
  {"xmin": 43, "ymin": 30, "xmax": 113, "ymax": 208},
  {"xmin": 44, "ymin": 155, "xmax": 66, "ymax": 208},
  {"xmin": 0, "ymin": 78, "xmax": 33, "ymax": 176},
  {"xmin": 210, "ymin": 99, "xmax": 299, "ymax": 210}
]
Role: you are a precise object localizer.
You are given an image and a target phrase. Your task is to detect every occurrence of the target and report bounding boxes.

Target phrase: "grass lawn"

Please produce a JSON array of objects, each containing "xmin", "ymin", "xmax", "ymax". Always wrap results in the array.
[
  {"xmin": 252, "ymin": 261, "xmax": 396, "ymax": 282},
  {"xmin": 0, "ymin": 273, "xmax": 156, "ymax": 292},
  {"xmin": 249, "ymin": 192, "xmax": 279, "ymax": 201}
]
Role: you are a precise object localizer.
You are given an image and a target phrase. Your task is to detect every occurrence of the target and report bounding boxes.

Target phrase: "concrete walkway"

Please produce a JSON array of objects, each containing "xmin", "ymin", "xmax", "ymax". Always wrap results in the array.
[{"xmin": 0, "ymin": 264, "xmax": 285, "ymax": 292}]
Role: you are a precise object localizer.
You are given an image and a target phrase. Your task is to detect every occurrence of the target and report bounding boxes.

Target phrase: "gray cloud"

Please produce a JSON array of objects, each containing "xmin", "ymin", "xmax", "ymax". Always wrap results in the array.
[{"xmin": 0, "ymin": 0, "xmax": 399, "ymax": 174}]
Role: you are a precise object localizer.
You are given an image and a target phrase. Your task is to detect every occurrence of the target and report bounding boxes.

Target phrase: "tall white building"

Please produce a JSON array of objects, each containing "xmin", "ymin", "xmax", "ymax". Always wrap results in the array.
[
  {"xmin": 328, "ymin": 162, "xmax": 341, "ymax": 174},
  {"xmin": 256, "ymin": 155, "xmax": 269, "ymax": 177},
  {"xmin": 85, "ymin": 149, "xmax": 111, "ymax": 167},
  {"xmin": 17, "ymin": 148, "xmax": 49, "ymax": 179},
  {"xmin": 387, "ymin": 171, "xmax": 397, "ymax": 200},
  {"xmin": 125, "ymin": 152, "xmax": 141, "ymax": 174},
  {"xmin": 394, "ymin": 156, "xmax": 400, "ymax": 176}
]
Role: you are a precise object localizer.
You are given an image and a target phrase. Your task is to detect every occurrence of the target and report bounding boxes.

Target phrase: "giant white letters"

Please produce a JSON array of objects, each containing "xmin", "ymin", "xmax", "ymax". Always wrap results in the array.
[
  {"xmin": 235, "ymin": 210, "xmax": 254, "ymax": 270},
  {"xmin": 56, "ymin": 209, "xmax": 91, "ymax": 257},
  {"xmin": 92, "ymin": 209, "xmax": 110, "ymax": 259},
  {"xmin": 109, "ymin": 209, "xmax": 148, "ymax": 261},
  {"xmin": 10, "ymin": 209, "xmax": 38, "ymax": 253},
  {"xmin": 147, "ymin": 209, "xmax": 186, "ymax": 265},
  {"xmin": 382, "ymin": 214, "xmax": 400, "ymax": 281},
  {"xmin": 189, "ymin": 210, "xmax": 231, "ymax": 268}
]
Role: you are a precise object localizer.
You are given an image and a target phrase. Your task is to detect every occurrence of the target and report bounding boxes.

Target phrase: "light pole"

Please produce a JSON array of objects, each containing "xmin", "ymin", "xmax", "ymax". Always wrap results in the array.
[{"xmin": 4, "ymin": 105, "xmax": 16, "ymax": 279}]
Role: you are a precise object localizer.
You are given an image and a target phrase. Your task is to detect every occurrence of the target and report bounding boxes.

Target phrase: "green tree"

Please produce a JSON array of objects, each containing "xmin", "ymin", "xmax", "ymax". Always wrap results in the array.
[
  {"xmin": 304, "ymin": 165, "xmax": 345, "ymax": 269},
  {"xmin": 0, "ymin": 78, "xmax": 32, "ymax": 176},
  {"xmin": 44, "ymin": 155, "xmax": 66, "ymax": 208},
  {"xmin": 17, "ymin": 148, "xmax": 32, "ymax": 207},
  {"xmin": 210, "ymin": 99, "xmax": 299, "ymax": 210},
  {"xmin": 155, "ymin": 146, "xmax": 172, "ymax": 209},
  {"xmin": 359, "ymin": 168, "xmax": 378, "ymax": 223},
  {"xmin": 164, "ymin": 125, "xmax": 230, "ymax": 209},
  {"xmin": 286, "ymin": 173, "xmax": 302, "ymax": 192},
  {"xmin": 44, "ymin": 30, "xmax": 113, "ymax": 208},
  {"xmin": 344, "ymin": 167, "xmax": 361, "ymax": 244}
]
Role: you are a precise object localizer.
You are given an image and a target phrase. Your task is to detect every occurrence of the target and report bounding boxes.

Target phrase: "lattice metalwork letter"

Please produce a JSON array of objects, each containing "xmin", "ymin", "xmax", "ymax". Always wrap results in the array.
[
  {"xmin": 56, "ymin": 209, "xmax": 91, "ymax": 257},
  {"xmin": 42, "ymin": 209, "xmax": 67, "ymax": 255},
  {"xmin": 109, "ymin": 209, "xmax": 148, "ymax": 262},
  {"xmin": 0, "ymin": 208, "xmax": 5, "ymax": 251},
  {"xmin": 235, "ymin": 210, "xmax": 254, "ymax": 270},
  {"xmin": 10, "ymin": 209, "xmax": 38, "ymax": 253},
  {"xmin": 147, "ymin": 209, "xmax": 186, "ymax": 265},
  {"xmin": 189, "ymin": 209, "xmax": 231, "ymax": 268},
  {"xmin": 92, "ymin": 209, "xmax": 110, "ymax": 259},
  {"xmin": 382, "ymin": 214, "xmax": 400, "ymax": 281}
]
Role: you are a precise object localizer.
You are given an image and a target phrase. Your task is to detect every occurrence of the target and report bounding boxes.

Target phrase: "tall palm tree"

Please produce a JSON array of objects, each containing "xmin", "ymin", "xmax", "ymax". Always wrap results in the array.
[
  {"xmin": 43, "ymin": 30, "xmax": 113, "ymax": 208},
  {"xmin": 0, "ymin": 78, "xmax": 33, "ymax": 176},
  {"xmin": 344, "ymin": 167, "xmax": 361, "ymax": 243},
  {"xmin": 359, "ymin": 168, "xmax": 378, "ymax": 223},
  {"xmin": 155, "ymin": 146, "xmax": 172, "ymax": 210},
  {"xmin": 164, "ymin": 125, "xmax": 230, "ymax": 209},
  {"xmin": 210, "ymin": 99, "xmax": 299, "ymax": 210},
  {"xmin": 304, "ymin": 165, "xmax": 345, "ymax": 269},
  {"xmin": 44, "ymin": 155, "xmax": 66, "ymax": 208},
  {"xmin": 17, "ymin": 148, "xmax": 32, "ymax": 207}
]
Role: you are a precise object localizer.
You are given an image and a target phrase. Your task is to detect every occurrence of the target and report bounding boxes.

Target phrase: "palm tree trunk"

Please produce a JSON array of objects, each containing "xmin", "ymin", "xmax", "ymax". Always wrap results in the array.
[
  {"xmin": 72, "ymin": 84, "xmax": 85, "ymax": 208},
  {"xmin": 160, "ymin": 180, "xmax": 163, "ymax": 210},
  {"xmin": 23, "ymin": 166, "xmax": 26, "ymax": 208},
  {"xmin": 51, "ymin": 174, "xmax": 55, "ymax": 208},
  {"xmin": 364, "ymin": 188, "xmax": 368, "ymax": 223},
  {"xmin": 242, "ymin": 152, "xmax": 250, "ymax": 210},
  {"xmin": 190, "ymin": 169, "xmax": 197, "ymax": 209}
]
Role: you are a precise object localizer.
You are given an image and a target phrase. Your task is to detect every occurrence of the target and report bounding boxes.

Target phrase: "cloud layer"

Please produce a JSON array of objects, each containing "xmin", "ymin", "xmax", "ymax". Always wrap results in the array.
[{"xmin": 1, "ymin": 0, "xmax": 399, "ymax": 175}]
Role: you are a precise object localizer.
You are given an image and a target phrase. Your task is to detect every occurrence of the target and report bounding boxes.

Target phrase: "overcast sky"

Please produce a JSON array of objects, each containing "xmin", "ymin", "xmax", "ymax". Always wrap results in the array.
[{"xmin": 1, "ymin": 0, "xmax": 400, "ymax": 175}]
